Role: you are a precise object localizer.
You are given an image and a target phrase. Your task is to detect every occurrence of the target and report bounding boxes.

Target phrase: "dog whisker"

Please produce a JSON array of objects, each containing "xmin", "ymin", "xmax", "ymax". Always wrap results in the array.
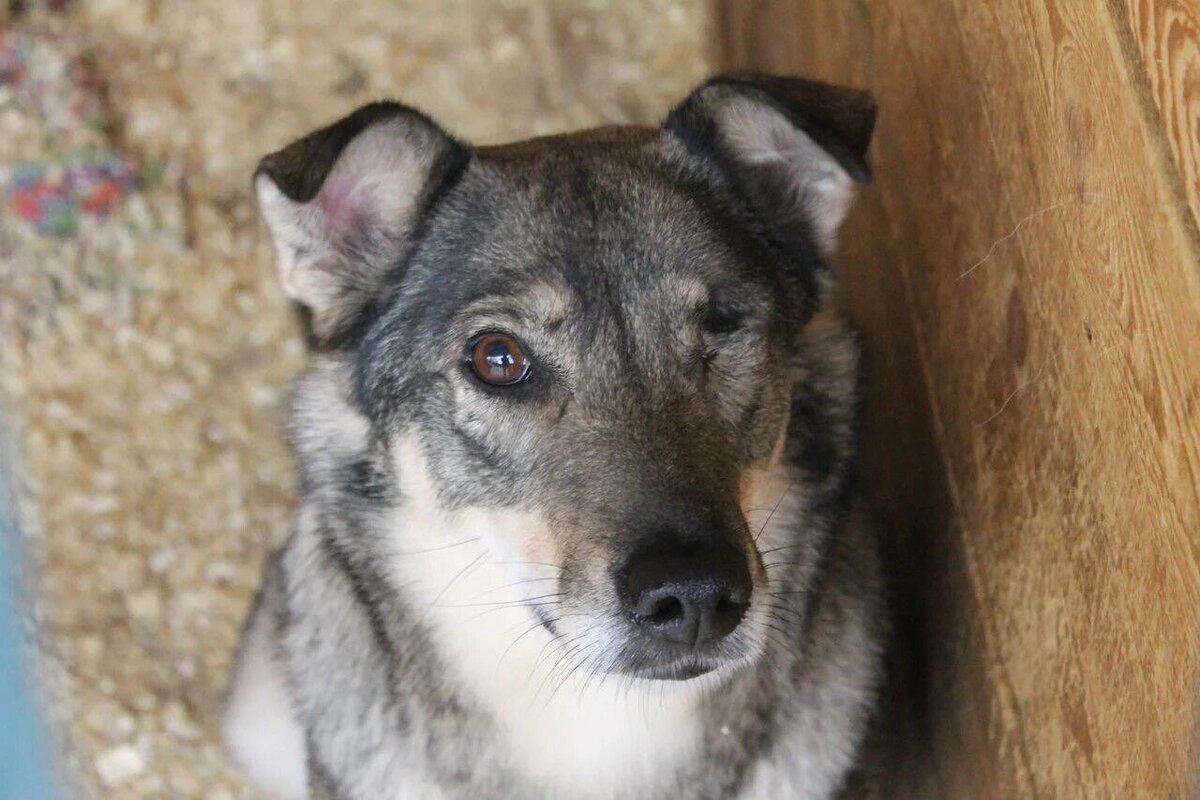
[
  {"xmin": 757, "ymin": 543, "xmax": 810, "ymax": 555},
  {"xmin": 493, "ymin": 560, "xmax": 564, "ymax": 572},
  {"xmin": 764, "ymin": 602, "xmax": 805, "ymax": 624},
  {"xmin": 529, "ymin": 630, "xmax": 581, "ymax": 689},
  {"xmin": 393, "ymin": 536, "xmax": 481, "ymax": 557},
  {"xmin": 754, "ymin": 480, "xmax": 796, "ymax": 541},
  {"xmin": 497, "ymin": 616, "xmax": 556, "ymax": 673},
  {"xmin": 577, "ymin": 648, "xmax": 610, "ymax": 702},
  {"xmin": 534, "ymin": 634, "xmax": 590, "ymax": 711},
  {"xmin": 461, "ymin": 599, "xmax": 563, "ymax": 625},
  {"xmin": 470, "ymin": 575, "xmax": 560, "ymax": 599},
  {"xmin": 547, "ymin": 640, "xmax": 599, "ymax": 709},
  {"xmin": 439, "ymin": 591, "xmax": 565, "ymax": 609},
  {"xmin": 428, "ymin": 551, "xmax": 489, "ymax": 606}
]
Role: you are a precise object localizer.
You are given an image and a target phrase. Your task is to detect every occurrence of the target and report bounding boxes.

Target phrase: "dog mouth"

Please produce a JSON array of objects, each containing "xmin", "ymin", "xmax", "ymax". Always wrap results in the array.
[
  {"xmin": 614, "ymin": 633, "xmax": 759, "ymax": 682},
  {"xmin": 634, "ymin": 659, "xmax": 718, "ymax": 681},
  {"xmin": 529, "ymin": 603, "xmax": 752, "ymax": 683}
]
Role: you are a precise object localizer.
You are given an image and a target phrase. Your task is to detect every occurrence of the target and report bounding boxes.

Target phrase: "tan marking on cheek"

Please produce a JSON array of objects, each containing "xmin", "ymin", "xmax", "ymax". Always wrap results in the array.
[
  {"xmin": 768, "ymin": 412, "xmax": 790, "ymax": 469},
  {"xmin": 740, "ymin": 475, "xmax": 760, "ymax": 511},
  {"xmin": 741, "ymin": 417, "xmax": 790, "ymax": 514},
  {"xmin": 741, "ymin": 468, "xmax": 770, "ymax": 516}
]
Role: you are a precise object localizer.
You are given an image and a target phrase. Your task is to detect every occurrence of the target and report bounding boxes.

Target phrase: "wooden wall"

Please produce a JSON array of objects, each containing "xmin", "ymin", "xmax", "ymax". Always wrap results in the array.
[{"xmin": 718, "ymin": 1, "xmax": 1200, "ymax": 797}]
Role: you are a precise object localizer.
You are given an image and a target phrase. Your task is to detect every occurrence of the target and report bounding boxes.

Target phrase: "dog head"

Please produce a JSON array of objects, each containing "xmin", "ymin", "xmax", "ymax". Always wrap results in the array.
[{"xmin": 259, "ymin": 75, "xmax": 873, "ymax": 685}]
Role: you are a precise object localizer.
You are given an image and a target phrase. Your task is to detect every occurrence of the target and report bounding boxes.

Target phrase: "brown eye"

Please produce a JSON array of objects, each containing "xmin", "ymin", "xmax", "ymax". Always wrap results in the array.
[{"xmin": 467, "ymin": 333, "xmax": 532, "ymax": 386}]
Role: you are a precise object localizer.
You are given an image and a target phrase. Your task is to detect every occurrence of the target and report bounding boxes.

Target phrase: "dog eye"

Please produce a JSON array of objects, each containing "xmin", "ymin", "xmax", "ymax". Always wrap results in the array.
[
  {"xmin": 466, "ymin": 332, "xmax": 532, "ymax": 386},
  {"xmin": 702, "ymin": 304, "xmax": 743, "ymax": 335}
]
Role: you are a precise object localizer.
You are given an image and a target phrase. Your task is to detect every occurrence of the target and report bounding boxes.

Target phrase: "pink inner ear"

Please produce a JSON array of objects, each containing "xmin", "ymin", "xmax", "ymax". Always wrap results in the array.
[{"xmin": 315, "ymin": 170, "xmax": 383, "ymax": 249}]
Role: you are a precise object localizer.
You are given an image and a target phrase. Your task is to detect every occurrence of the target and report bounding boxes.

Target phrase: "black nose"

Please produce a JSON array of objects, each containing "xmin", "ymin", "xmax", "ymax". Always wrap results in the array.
[{"xmin": 620, "ymin": 542, "xmax": 752, "ymax": 648}]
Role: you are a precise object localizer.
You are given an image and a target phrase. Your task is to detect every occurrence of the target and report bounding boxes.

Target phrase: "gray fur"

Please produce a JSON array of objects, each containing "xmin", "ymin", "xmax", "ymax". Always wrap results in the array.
[{"xmin": 225, "ymin": 74, "xmax": 885, "ymax": 799}]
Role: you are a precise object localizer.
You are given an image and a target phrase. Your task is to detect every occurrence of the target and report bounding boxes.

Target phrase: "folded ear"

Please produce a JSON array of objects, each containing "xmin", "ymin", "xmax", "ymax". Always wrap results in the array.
[
  {"xmin": 256, "ymin": 102, "xmax": 469, "ymax": 341},
  {"xmin": 664, "ymin": 73, "xmax": 875, "ymax": 255}
]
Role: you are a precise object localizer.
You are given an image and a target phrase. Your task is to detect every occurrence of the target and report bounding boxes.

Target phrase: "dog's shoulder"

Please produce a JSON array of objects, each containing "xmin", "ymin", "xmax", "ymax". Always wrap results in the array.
[{"xmin": 222, "ymin": 553, "xmax": 308, "ymax": 799}]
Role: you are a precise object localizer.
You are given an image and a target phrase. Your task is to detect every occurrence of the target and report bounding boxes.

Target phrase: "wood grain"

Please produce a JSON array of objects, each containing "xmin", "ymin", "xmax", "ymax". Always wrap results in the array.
[
  {"xmin": 718, "ymin": 1, "xmax": 1200, "ymax": 797},
  {"xmin": 1114, "ymin": 0, "xmax": 1200, "ymax": 238}
]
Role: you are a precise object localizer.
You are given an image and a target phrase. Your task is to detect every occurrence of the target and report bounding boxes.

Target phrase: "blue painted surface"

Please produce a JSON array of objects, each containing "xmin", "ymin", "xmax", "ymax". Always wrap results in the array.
[{"xmin": 0, "ymin": 426, "xmax": 56, "ymax": 800}]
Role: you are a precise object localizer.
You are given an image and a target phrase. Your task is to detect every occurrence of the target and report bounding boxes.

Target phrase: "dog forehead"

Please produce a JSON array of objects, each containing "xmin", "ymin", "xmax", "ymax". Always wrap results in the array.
[
  {"xmin": 372, "ymin": 130, "xmax": 774, "ymax": 376},
  {"xmin": 453, "ymin": 145, "xmax": 737, "ymax": 299}
]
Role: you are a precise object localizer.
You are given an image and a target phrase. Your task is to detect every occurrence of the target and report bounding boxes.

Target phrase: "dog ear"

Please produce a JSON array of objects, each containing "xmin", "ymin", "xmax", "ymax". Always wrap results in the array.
[
  {"xmin": 255, "ymin": 102, "xmax": 469, "ymax": 341},
  {"xmin": 664, "ymin": 73, "xmax": 875, "ymax": 255}
]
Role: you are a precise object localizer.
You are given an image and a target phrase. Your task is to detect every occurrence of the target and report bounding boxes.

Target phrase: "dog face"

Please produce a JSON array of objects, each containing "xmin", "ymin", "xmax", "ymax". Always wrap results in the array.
[{"xmin": 258, "ymin": 76, "xmax": 874, "ymax": 683}]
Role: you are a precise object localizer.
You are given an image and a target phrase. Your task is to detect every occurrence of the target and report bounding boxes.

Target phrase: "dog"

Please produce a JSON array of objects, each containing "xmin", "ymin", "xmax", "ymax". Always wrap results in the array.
[{"xmin": 222, "ymin": 73, "xmax": 886, "ymax": 800}]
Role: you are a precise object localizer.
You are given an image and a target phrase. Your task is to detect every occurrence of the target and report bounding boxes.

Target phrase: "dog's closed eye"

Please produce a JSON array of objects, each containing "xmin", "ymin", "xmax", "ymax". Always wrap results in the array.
[{"xmin": 702, "ymin": 304, "xmax": 744, "ymax": 336}]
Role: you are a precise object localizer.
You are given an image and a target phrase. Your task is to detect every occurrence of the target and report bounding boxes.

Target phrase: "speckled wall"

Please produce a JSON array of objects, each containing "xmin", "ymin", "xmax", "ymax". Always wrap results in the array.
[{"xmin": 0, "ymin": 2, "xmax": 713, "ymax": 796}]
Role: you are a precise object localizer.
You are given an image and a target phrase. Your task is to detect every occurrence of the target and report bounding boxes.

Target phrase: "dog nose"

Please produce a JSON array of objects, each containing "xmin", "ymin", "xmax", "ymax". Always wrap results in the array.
[{"xmin": 620, "ymin": 542, "xmax": 752, "ymax": 648}]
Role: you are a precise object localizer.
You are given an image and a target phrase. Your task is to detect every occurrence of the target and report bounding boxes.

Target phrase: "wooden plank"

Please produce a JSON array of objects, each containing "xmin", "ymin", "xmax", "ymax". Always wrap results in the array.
[
  {"xmin": 1112, "ymin": 0, "xmax": 1200, "ymax": 239},
  {"xmin": 718, "ymin": 1, "xmax": 1200, "ymax": 797}
]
